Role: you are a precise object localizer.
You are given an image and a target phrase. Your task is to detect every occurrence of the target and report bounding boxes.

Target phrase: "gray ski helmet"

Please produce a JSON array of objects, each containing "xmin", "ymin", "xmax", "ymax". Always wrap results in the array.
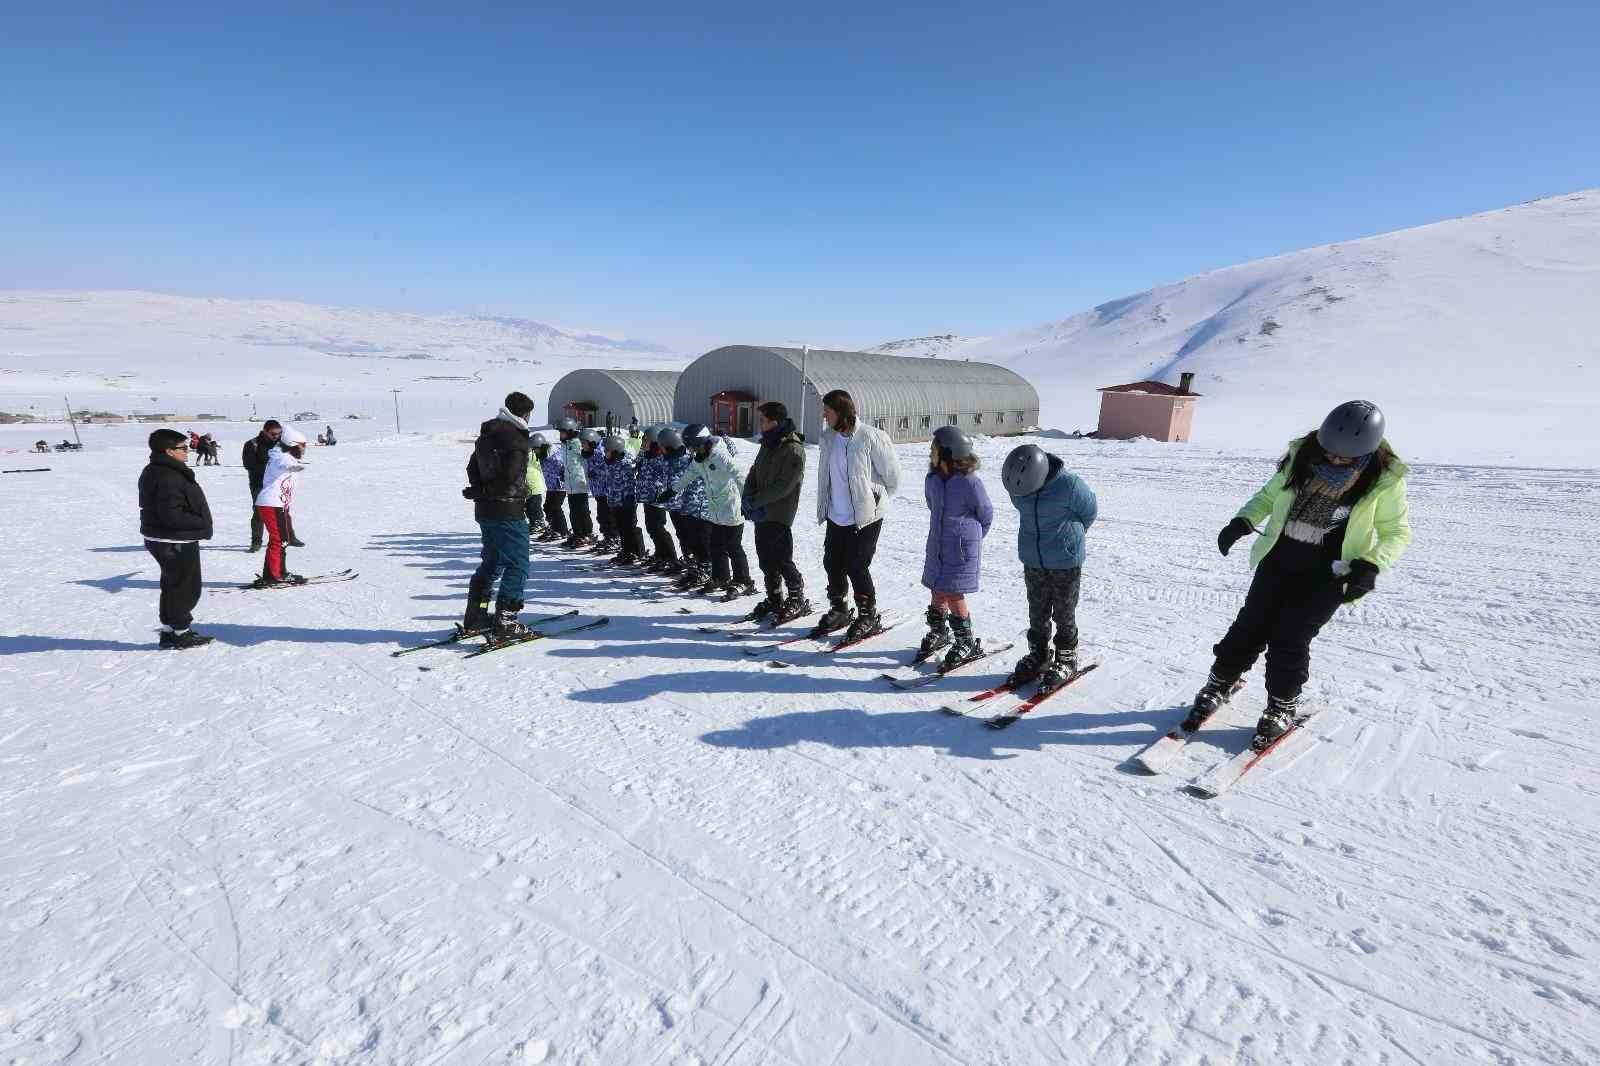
[
  {"xmin": 682, "ymin": 423, "xmax": 712, "ymax": 449},
  {"xmin": 931, "ymin": 425, "xmax": 974, "ymax": 463},
  {"xmin": 657, "ymin": 427, "xmax": 683, "ymax": 450},
  {"xmin": 557, "ymin": 416, "xmax": 581, "ymax": 435},
  {"xmin": 529, "ymin": 432, "xmax": 549, "ymax": 449},
  {"xmin": 1317, "ymin": 400, "xmax": 1385, "ymax": 459},
  {"xmin": 1001, "ymin": 444, "xmax": 1051, "ymax": 497},
  {"xmin": 580, "ymin": 427, "xmax": 603, "ymax": 445},
  {"xmin": 603, "ymin": 433, "xmax": 627, "ymax": 456}
]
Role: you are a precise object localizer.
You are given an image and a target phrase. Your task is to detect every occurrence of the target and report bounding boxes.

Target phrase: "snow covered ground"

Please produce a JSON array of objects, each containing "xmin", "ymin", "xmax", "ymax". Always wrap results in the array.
[{"xmin": 4, "ymin": 431, "xmax": 1598, "ymax": 1065}]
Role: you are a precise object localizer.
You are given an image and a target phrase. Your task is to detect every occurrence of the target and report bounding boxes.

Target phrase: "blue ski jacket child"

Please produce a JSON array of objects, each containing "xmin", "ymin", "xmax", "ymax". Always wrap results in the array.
[{"xmin": 1012, "ymin": 454, "xmax": 1098, "ymax": 570}]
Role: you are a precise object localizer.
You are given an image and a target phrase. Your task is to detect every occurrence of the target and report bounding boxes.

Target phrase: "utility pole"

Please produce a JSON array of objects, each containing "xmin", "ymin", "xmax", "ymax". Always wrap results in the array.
[
  {"xmin": 64, "ymin": 395, "xmax": 81, "ymax": 447},
  {"xmin": 797, "ymin": 344, "xmax": 809, "ymax": 442},
  {"xmin": 391, "ymin": 389, "xmax": 402, "ymax": 435}
]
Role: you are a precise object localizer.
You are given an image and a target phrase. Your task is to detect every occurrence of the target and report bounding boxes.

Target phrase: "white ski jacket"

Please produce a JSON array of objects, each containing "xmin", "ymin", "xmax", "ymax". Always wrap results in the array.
[
  {"xmin": 815, "ymin": 424, "xmax": 900, "ymax": 529},
  {"xmin": 254, "ymin": 447, "xmax": 306, "ymax": 510}
]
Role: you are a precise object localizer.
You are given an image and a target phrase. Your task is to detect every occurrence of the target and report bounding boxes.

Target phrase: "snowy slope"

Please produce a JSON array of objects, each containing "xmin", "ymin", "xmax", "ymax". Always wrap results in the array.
[
  {"xmin": 879, "ymin": 190, "xmax": 1600, "ymax": 466},
  {"xmin": 3, "ymin": 433, "xmax": 1598, "ymax": 1065},
  {"xmin": 0, "ymin": 291, "xmax": 681, "ymax": 432}
]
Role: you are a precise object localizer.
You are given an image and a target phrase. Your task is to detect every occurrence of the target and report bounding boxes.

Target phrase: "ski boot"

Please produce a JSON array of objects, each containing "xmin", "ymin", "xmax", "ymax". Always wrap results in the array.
[
  {"xmin": 722, "ymin": 579, "xmax": 758, "ymax": 602},
  {"xmin": 840, "ymin": 599, "xmax": 882, "ymax": 645},
  {"xmin": 491, "ymin": 603, "xmax": 531, "ymax": 642},
  {"xmin": 1037, "ymin": 646, "xmax": 1079, "ymax": 694},
  {"xmin": 247, "ymin": 542, "xmax": 262, "ymax": 553},
  {"xmin": 744, "ymin": 594, "xmax": 782, "ymax": 622},
  {"xmin": 1003, "ymin": 638, "xmax": 1049, "ymax": 690},
  {"xmin": 1181, "ymin": 672, "xmax": 1244, "ymax": 732},
  {"xmin": 252, "ymin": 573, "xmax": 308, "ymax": 589},
  {"xmin": 458, "ymin": 580, "xmax": 493, "ymax": 636},
  {"xmin": 159, "ymin": 628, "xmax": 214, "ymax": 650},
  {"xmin": 915, "ymin": 606, "xmax": 952, "ymax": 662},
  {"xmin": 813, "ymin": 598, "xmax": 854, "ymax": 635},
  {"xmin": 660, "ymin": 558, "xmax": 686, "ymax": 575},
  {"xmin": 940, "ymin": 616, "xmax": 983, "ymax": 672},
  {"xmin": 610, "ymin": 550, "xmax": 639, "ymax": 568},
  {"xmin": 696, "ymin": 577, "xmax": 730, "ymax": 597},
  {"xmin": 672, "ymin": 565, "xmax": 704, "ymax": 591},
  {"xmin": 1251, "ymin": 694, "xmax": 1300, "ymax": 751},
  {"xmin": 772, "ymin": 592, "xmax": 813, "ymax": 627}
]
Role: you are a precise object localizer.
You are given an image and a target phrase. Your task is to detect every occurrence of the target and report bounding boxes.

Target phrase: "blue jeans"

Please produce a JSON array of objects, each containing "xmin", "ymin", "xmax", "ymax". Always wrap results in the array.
[{"xmin": 474, "ymin": 517, "xmax": 530, "ymax": 609}]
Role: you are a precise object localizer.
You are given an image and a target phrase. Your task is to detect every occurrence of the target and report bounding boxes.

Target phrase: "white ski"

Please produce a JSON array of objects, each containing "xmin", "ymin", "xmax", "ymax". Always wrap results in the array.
[
  {"xmin": 880, "ymin": 640, "xmax": 1015, "ymax": 689},
  {"xmin": 1187, "ymin": 713, "xmax": 1318, "ymax": 797}
]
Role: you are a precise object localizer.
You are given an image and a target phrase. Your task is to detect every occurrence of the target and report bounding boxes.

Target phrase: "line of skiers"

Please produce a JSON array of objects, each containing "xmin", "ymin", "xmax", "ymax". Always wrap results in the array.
[{"xmin": 464, "ymin": 390, "xmax": 1411, "ymax": 751}]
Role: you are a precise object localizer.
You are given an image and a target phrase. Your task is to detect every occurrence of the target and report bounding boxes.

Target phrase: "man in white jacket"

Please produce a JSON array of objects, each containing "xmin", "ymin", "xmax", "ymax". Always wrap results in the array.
[
  {"xmin": 813, "ymin": 389, "xmax": 901, "ymax": 641},
  {"xmin": 254, "ymin": 426, "xmax": 309, "ymax": 586}
]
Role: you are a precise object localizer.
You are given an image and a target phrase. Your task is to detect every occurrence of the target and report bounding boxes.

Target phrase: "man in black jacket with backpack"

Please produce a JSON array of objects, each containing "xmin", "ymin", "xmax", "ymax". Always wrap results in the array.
[
  {"xmin": 139, "ymin": 428, "xmax": 215, "ymax": 649},
  {"xmin": 462, "ymin": 392, "xmax": 535, "ymax": 640}
]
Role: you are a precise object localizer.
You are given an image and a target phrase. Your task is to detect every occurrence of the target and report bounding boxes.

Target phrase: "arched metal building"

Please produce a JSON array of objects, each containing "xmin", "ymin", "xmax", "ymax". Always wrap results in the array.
[
  {"xmin": 545, "ymin": 368, "xmax": 680, "ymax": 432},
  {"xmin": 672, "ymin": 346, "xmax": 1039, "ymax": 443}
]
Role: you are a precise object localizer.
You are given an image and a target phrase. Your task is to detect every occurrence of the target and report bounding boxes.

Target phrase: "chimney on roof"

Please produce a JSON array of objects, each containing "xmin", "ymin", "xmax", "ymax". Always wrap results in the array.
[{"xmin": 1178, "ymin": 371, "xmax": 1195, "ymax": 395}]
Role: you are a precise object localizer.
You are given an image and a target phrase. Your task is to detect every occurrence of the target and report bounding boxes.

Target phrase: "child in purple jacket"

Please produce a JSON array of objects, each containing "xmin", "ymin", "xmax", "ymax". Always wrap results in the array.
[{"xmin": 919, "ymin": 426, "xmax": 994, "ymax": 669}]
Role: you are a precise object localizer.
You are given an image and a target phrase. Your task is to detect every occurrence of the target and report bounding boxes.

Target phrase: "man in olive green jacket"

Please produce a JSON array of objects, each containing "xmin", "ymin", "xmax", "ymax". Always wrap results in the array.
[{"xmin": 740, "ymin": 402, "xmax": 810, "ymax": 623}]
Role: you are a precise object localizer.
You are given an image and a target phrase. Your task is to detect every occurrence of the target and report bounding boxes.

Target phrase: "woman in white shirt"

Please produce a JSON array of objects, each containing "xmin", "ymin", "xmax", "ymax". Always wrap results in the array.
[
  {"xmin": 813, "ymin": 389, "xmax": 901, "ymax": 641},
  {"xmin": 254, "ymin": 426, "xmax": 309, "ymax": 586}
]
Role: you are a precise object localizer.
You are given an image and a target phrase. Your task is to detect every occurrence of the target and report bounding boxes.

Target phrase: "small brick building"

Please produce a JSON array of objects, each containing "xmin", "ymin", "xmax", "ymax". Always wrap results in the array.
[{"xmin": 1095, "ymin": 372, "xmax": 1201, "ymax": 442}]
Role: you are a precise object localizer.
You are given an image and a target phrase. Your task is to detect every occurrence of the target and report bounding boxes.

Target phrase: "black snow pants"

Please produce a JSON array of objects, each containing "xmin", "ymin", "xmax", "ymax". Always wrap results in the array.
[
  {"xmin": 754, "ymin": 520, "xmax": 803, "ymax": 600},
  {"xmin": 1211, "ymin": 544, "xmax": 1346, "ymax": 702},
  {"xmin": 543, "ymin": 490, "xmax": 570, "ymax": 536},
  {"xmin": 525, "ymin": 493, "xmax": 546, "ymax": 532},
  {"xmin": 566, "ymin": 492, "xmax": 594, "ymax": 539},
  {"xmin": 595, "ymin": 496, "xmax": 614, "ymax": 540},
  {"xmin": 145, "ymin": 539, "xmax": 203, "ymax": 631},
  {"xmin": 823, "ymin": 518, "xmax": 882, "ymax": 608},
  {"xmin": 708, "ymin": 522, "xmax": 751, "ymax": 585},
  {"xmin": 644, "ymin": 505, "xmax": 676, "ymax": 560},
  {"xmin": 674, "ymin": 514, "xmax": 711, "ymax": 570},
  {"xmin": 610, "ymin": 501, "xmax": 647, "ymax": 557},
  {"xmin": 1024, "ymin": 565, "xmax": 1081, "ymax": 654}
]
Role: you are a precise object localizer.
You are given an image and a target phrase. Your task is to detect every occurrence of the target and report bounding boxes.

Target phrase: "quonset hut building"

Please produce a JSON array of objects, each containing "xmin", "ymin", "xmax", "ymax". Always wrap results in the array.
[
  {"xmin": 545, "ymin": 368, "xmax": 680, "ymax": 432},
  {"xmin": 671, "ymin": 345, "xmax": 1039, "ymax": 443}
]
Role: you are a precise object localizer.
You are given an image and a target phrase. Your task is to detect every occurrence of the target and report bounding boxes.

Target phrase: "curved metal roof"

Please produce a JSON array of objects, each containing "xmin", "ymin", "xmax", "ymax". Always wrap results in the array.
[{"xmin": 547, "ymin": 368, "xmax": 680, "ymax": 427}]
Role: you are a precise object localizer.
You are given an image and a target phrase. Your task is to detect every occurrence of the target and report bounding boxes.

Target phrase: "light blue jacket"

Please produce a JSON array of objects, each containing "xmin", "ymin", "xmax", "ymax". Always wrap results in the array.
[
  {"xmin": 1011, "ymin": 456, "xmax": 1098, "ymax": 570},
  {"xmin": 560, "ymin": 438, "xmax": 589, "ymax": 494}
]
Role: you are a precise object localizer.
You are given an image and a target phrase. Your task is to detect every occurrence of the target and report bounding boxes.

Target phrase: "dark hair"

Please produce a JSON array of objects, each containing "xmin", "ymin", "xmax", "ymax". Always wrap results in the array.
[
  {"xmin": 1278, "ymin": 431, "xmax": 1396, "ymax": 500},
  {"xmin": 504, "ymin": 392, "xmax": 535, "ymax": 419},
  {"xmin": 821, "ymin": 389, "xmax": 856, "ymax": 434},
  {"xmin": 757, "ymin": 400, "xmax": 787, "ymax": 422},
  {"xmin": 262, "ymin": 419, "xmax": 281, "ymax": 431},
  {"xmin": 150, "ymin": 428, "xmax": 187, "ymax": 452},
  {"xmin": 928, "ymin": 451, "xmax": 981, "ymax": 476}
]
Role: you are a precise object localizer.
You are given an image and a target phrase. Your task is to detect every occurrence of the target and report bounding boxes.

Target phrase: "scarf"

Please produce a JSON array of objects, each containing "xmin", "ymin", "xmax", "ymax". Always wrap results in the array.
[
  {"xmin": 1282, "ymin": 455, "xmax": 1370, "ymax": 545},
  {"xmin": 496, "ymin": 407, "xmax": 529, "ymax": 432}
]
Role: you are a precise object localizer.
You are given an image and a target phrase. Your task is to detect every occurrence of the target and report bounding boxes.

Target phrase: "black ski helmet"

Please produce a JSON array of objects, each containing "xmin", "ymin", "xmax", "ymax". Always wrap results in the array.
[
  {"xmin": 931, "ymin": 425, "xmax": 974, "ymax": 463},
  {"xmin": 682, "ymin": 423, "xmax": 713, "ymax": 451},
  {"xmin": 1001, "ymin": 444, "xmax": 1052, "ymax": 497},
  {"xmin": 529, "ymin": 432, "xmax": 549, "ymax": 449},
  {"xmin": 1317, "ymin": 401, "xmax": 1385, "ymax": 459},
  {"xmin": 657, "ymin": 427, "xmax": 683, "ymax": 450}
]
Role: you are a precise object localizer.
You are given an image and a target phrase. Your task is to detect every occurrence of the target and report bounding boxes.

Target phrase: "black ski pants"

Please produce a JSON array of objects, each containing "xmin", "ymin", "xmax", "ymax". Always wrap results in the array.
[
  {"xmin": 566, "ymin": 492, "xmax": 594, "ymax": 539},
  {"xmin": 610, "ymin": 501, "xmax": 647, "ymax": 557},
  {"xmin": 525, "ymin": 493, "xmax": 546, "ymax": 531},
  {"xmin": 595, "ymin": 497, "xmax": 614, "ymax": 540},
  {"xmin": 1212, "ymin": 548, "xmax": 1346, "ymax": 702},
  {"xmin": 823, "ymin": 518, "xmax": 882, "ymax": 607},
  {"xmin": 644, "ymin": 505, "xmax": 676, "ymax": 560},
  {"xmin": 248, "ymin": 482, "xmax": 264, "ymax": 546},
  {"xmin": 754, "ymin": 520, "xmax": 803, "ymax": 599},
  {"xmin": 674, "ymin": 514, "xmax": 711, "ymax": 569},
  {"xmin": 708, "ymin": 522, "xmax": 751, "ymax": 585},
  {"xmin": 145, "ymin": 539, "xmax": 203, "ymax": 631},
  {"xmin": 543, "ymin": 491, "xmax": 570, "ymax": 536},
  {"xmin": 1024, "ymin": 565, "xmax": 1081, "ymax": 653}
]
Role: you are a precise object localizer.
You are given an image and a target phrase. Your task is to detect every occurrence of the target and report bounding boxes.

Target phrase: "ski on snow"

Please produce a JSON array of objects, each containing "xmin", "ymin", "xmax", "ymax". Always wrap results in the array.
[
  {"xmin": 938, "ymin": 662, "xmax": 1100, "ymax": 728},
  {"xmin": 880, "ymin": 641, "xmax": 1016, "ymax": 689},
  {"xmin": 1186, "ymin": 712, "xmax": 1318, "ymax": 798},
  {"xmin": 1130, "ymin": 681, "xmax": 1247, "ymax": 774},
  {"xmin": 222, "ymin": 568, "xmax": 357, "ymax": 592},
  {"xmin": 763, "ymin": 615, "xmax": 906, "ymax": 667},
  {"xmin": 390, "ymin": 609, "xmax": 579, "ymax": 657},
  {"xmin": 444, "ymin": 616, "xmax": 610, "ymax": 663}
]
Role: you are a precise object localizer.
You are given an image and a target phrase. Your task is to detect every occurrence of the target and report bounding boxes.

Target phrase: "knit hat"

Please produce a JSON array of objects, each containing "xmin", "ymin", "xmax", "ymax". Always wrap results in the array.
[{"xmin": 280, "ymin": 426, "xmax": 308, "ymax": 447}]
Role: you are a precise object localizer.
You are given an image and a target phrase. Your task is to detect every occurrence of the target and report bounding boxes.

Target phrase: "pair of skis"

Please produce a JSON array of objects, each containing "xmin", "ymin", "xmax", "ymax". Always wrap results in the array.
[
  {"xmin": 938, "ymin": 663, "xmax": 1101, "ymax": 729},
  {"xmin": 220, "ymin": 568, "xmax": 358, "ymax": 593},
  {"xmin": 876, "ymin": 640, "xmax": 1017, "ymax": 690},
  {"xmin": 1131, "ymin": 702, "xmax": 1318, "ymax": 797},
  {"xmin": 390, "ymin": 609, "xmax": 579, "ymax": 657},
  {"xmin": 753, "ymin": 615, "xmax": 908, "ymax": 667}
]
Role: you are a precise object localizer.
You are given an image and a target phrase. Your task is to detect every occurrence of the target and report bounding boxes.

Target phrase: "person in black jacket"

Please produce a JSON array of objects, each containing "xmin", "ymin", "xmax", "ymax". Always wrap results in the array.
[
  {"xmin": 139, "ymin": 428, "xmax": 215, "ymax": 649},
  {"xmin": 462, "ymin": 392, "xmax": 536, "ymax": 639},
  {"xmin": 241, "ymin": 420, "xmax": 283, "ymax": 551}
]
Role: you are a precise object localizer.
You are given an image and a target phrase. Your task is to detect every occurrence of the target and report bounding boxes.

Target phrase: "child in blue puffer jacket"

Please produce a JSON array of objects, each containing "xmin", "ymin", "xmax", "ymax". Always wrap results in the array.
[
  {"xmin": 637, "ymin": 428, "xmax": 679, "ymax": 569},
  {"xmin": 1000, "ymin": 444, "xmax": 1098, "ymax": 694}
]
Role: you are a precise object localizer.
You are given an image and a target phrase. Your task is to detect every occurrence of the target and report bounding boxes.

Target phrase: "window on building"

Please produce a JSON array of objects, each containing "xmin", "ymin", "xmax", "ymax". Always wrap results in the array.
[
  {"xmin": 994, "ymin": 412, "xmax": 1005, "ymax": 424},
  {"xmin": 920, "ymin": 415, "xmax": 931, "ymax": 429},
  {"xmin": 973, "ymin": 413, "xmax": 984, "ymax": 426},
  {"xmin": 1013, "ymin": 411, "xmax": 1025, "ymax": 423},
  {"xmin": 873, "ymin": 417, "xmax": 886, "ymax": 431},
  {"xmin": 897, "ymin": 416, "xmax": 910, "ymax": 431},
  {"xmin": 947, "ymin": 414, "xmax": 959, "ymax": 426}
]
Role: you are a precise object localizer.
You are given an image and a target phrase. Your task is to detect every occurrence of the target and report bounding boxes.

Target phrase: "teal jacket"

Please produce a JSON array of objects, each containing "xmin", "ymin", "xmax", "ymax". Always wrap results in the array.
[
  {"xmin": 560, "ymin": 438, "xmax": 589, "ymax": 494},
  {"xmin": 1239, "ymin": 438, "xmax": 1412, "ymax": 570}
]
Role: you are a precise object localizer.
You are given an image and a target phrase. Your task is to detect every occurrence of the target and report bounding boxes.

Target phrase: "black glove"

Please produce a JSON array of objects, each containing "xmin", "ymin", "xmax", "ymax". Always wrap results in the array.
[
  {"xmin": 1342, "ymin": 560, "xmax": 1379, "ymax": 602},
  {"xmin": 654, "ymin": 489, "xmax": 673, "ymax": 505},
  {"xmin": 461, "ymin": 486, "xmax": 478, "ymax": 500},
  {"xmin": 1217, "ymin": 516, "xmax": 1254, "ymax": 556}
]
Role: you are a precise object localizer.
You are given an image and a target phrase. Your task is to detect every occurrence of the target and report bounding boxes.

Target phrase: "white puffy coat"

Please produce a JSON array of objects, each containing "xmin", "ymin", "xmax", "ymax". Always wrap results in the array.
[
  {"xmin": 254, "ymin": 447, "xmax": 306, "ymax": 510},
  {"xmin": 815, "ymin": 424, "xmax": 900, "ymax": 528}
]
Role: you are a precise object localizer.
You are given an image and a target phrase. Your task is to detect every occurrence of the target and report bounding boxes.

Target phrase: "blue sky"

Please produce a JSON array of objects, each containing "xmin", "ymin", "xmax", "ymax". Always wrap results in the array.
[{"xmin": 3, "ymin": 2, "xmax": 1597, "ymax": 351}]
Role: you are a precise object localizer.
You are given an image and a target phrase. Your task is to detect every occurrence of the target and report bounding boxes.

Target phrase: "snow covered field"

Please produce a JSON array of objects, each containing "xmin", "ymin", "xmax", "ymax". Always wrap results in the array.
[{"xmin": 4, "ymin": 431, "xmax": 1598, "ymax": 1065}]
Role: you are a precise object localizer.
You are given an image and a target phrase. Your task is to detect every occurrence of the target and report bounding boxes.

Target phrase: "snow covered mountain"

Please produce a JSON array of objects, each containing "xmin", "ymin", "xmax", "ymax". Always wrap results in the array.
[
  {"xmin": 0, "ymin": 290, "xmax": 678, "ymax": 426},
  {"xmin": 877, "ymin": 189, "xmax": 1600, "ymax": 465}
]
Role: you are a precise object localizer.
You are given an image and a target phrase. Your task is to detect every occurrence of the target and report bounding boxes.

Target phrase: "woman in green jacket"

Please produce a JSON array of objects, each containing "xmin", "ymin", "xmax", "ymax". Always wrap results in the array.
[{"xmin": 1188, "ymin": 401, "xmax": 1412, "ymax": 750}]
